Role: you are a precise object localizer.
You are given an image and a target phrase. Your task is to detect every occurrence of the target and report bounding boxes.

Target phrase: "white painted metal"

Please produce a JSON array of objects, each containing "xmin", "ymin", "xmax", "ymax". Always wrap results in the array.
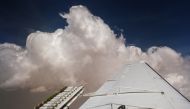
[
  {"xmin": 39, "ymin": 86, "xmax": 84, "ymax": 109},
  {"xmin": 80, "ymin": 62, "xmax": 190, "ymax": 109}
]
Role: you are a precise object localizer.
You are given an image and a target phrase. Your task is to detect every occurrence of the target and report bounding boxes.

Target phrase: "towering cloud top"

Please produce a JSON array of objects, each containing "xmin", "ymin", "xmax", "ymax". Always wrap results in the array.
[{"xmin": 0, "ymin": 5, "xmax": 189, "ymax": 98}]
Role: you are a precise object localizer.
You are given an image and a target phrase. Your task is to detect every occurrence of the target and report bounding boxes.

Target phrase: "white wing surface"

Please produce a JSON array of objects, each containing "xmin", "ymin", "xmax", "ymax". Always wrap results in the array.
[{"xmin": 80, "ymin": 62, "xmax": 190, "ymax": 109}]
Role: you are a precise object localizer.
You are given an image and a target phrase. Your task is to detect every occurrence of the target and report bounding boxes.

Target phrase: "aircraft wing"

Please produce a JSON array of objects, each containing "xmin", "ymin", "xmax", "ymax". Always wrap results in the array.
[{"xmin": 80, "ymin": 62, "xmax": 190, "ymax": 109}]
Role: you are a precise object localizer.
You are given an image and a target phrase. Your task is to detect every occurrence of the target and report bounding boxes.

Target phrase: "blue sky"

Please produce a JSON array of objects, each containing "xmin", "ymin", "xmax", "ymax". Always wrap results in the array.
[
  {"xmin": 0, "ymin": 0, "xmax": 190, "ymax": 55},
  {"xmin": 1, "ymin": 1, "xmax": 190, "ymax": 108}
]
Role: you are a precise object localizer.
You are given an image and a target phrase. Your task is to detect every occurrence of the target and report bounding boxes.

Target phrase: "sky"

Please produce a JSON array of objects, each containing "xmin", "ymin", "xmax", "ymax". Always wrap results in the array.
[
  {"xmin": 0, "ymin": 0, "xmax": 190, "ymax": 109},
  {"xmin": 0, "ymin": 0, "xmax": 190, "ymax": 54}
]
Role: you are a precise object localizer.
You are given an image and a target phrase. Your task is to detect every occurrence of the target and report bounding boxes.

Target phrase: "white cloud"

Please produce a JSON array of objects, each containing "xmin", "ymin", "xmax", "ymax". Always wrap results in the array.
[{"xmin": 0, "ymin": 5, "xmax": 189, "ymax": 97}]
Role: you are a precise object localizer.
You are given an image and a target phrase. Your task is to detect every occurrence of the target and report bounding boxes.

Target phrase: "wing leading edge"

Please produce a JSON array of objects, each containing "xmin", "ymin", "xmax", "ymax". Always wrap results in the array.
[{"xmin": 80, "ymin": 62, "xmax": 190, "ymax": 109}]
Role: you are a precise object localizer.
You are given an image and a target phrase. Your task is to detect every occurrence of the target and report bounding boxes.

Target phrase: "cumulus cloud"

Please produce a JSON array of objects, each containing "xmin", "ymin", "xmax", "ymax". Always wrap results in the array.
[{"xmin": 0, "ymin": 5, "xmax": 189, "ymax": 98}]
